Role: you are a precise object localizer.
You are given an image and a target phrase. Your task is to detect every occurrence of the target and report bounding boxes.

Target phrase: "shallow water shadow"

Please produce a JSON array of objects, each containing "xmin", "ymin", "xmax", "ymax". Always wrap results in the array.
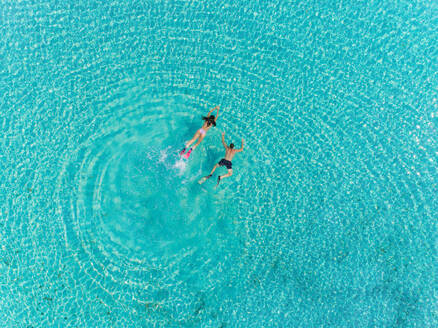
[{"xmin": 201, "ymin": 145, "xmax": 224, "ymax": 173}]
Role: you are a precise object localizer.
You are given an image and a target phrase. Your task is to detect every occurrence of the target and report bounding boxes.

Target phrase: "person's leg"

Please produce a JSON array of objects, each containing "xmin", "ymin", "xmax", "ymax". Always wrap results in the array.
[
  {"xmin": 216, "ymin": 169, "xmax": 233, "ymax": 187},
  {"xmin": 183, "ymin": 133, "xmax": 205, "ymax": 159},
  {"xmin": 185, "ymin": 131, "xmax": 201, "ymax": 148},
  {"xmin": 220, "ymin": 169, "xmax": 233, "ymax": 180},
  {"xmin": 180, "ymin": 131, "xmax": 200, "ymax": 155},
  {"xmin": 191, "ymin": 134, "xmax": 205, "ymax": 150},
  {"xmin": 208, "ymin": 163, "xmax": 220, "ymax": 176},
  {"xmin": 199, "ymin": 162, "xmax": 220, "ymax": 184}
]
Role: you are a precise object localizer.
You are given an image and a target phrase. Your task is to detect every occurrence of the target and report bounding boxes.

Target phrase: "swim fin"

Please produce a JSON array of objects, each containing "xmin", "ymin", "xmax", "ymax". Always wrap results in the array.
[
  {"xmin": 198, "ymin": 174, "xmax": 212, "ymax": 184},
  {"xmin": 183, "ymin": 148, "xmax": 192, "ymax": 159},
  {"xmin": 179, "ymin": 147, "xmax": 186, "ymax": 156}
]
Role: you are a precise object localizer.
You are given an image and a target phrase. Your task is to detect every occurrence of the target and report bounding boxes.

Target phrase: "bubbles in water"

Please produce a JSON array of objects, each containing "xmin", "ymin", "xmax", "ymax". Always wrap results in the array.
[{"xmin": 173, "ymin": 158, "xmax": 188, "ymax": 175}]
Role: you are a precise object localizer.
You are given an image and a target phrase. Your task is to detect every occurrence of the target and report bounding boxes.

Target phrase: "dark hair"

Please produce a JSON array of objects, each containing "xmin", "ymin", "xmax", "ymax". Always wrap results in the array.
[
  {"xmin": 230, "ymin": 143, "xmax": 234, "ymax": 149},
  {"xmin": 202, "ymin": 115, "xmax": 216, "ymax": 127}
]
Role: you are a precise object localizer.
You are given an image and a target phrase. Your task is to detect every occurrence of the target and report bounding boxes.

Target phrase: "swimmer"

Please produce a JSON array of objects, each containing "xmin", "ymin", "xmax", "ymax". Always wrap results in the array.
[
  {"xmin": 179, "ymin": 105, "xmax": 220, "ymax": 159},
  {"xmin": 199, "ymin": 132, "xmax": 244, "ymax": 187}
]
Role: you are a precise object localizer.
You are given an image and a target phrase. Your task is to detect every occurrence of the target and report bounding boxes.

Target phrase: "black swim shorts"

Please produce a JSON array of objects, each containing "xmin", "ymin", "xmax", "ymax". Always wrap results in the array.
[{"xmin": 218, "ymin": 158, "xmax": 232, "ymax": 169}]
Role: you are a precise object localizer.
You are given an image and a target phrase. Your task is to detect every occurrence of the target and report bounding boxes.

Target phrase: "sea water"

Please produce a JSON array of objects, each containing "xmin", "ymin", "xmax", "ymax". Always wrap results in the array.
[{"xmin": 0, "ymin": 0, "xmax": 437, "ymax": 327}]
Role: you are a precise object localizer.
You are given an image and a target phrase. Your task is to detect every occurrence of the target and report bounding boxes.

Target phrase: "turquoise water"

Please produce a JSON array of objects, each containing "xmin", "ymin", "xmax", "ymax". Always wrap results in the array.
[{"xmin": 1, "ymin": 0, "xmax": 437, "ymax": 327}]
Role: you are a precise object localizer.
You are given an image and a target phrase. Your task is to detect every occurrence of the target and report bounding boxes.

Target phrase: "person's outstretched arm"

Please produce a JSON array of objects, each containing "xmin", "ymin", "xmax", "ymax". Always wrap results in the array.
[
  {"xmin": 207, "ymin": 105, "xmax": 220, "ymax": 117},
  {"xmin": 214, "ymin": 106, "xmax": 220, "ymax": 122},
  {"xmin": 221, "ymin": 132, "xmax": 227, "ymax": 148},
  {"xmin": 236, "ymin": 139, "xmax": 244, "ymax": 152}
]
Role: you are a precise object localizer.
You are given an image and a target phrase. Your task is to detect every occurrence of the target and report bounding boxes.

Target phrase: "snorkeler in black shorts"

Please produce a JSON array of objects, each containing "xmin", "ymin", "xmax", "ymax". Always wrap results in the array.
[{"xmin": 198, "ymin": 132, "xmax": 244, "ymax": 187}]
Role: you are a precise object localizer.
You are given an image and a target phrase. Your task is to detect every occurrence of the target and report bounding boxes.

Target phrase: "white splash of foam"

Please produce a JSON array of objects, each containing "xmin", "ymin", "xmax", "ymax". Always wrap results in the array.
[{"xmin": 173, "ymin": 159, "xmax": 187, "ymax": 175}]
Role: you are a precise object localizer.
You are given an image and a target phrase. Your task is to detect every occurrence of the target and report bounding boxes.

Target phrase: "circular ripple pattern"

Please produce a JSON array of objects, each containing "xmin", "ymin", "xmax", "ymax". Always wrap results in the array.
[
  {"xmin": 1, "ymin": 0, "xmax": 437, "ymax": 327},
  {"xmin": 53, "ymin": 89, "xmax": 237, "ymax": 325}
]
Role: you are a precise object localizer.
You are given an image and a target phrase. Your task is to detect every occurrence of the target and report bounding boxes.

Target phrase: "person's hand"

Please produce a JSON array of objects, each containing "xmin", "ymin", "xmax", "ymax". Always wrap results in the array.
[{"xmin": 222, "ymin": 132, "xmax": 225, "ymax": 136}]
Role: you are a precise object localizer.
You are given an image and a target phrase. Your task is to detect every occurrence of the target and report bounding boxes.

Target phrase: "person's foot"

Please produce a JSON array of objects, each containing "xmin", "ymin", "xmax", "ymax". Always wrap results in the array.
[
  {"xmin": 179, "ymin": 147, "xmax": 186, "ymax": 156},
  {"xmin": 215, "ymin": 176, "xmax": 221, "ymax": 188},
  {"xmin": 183, "ymin": 148, "xmax": 193, "ymax": 159}
]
